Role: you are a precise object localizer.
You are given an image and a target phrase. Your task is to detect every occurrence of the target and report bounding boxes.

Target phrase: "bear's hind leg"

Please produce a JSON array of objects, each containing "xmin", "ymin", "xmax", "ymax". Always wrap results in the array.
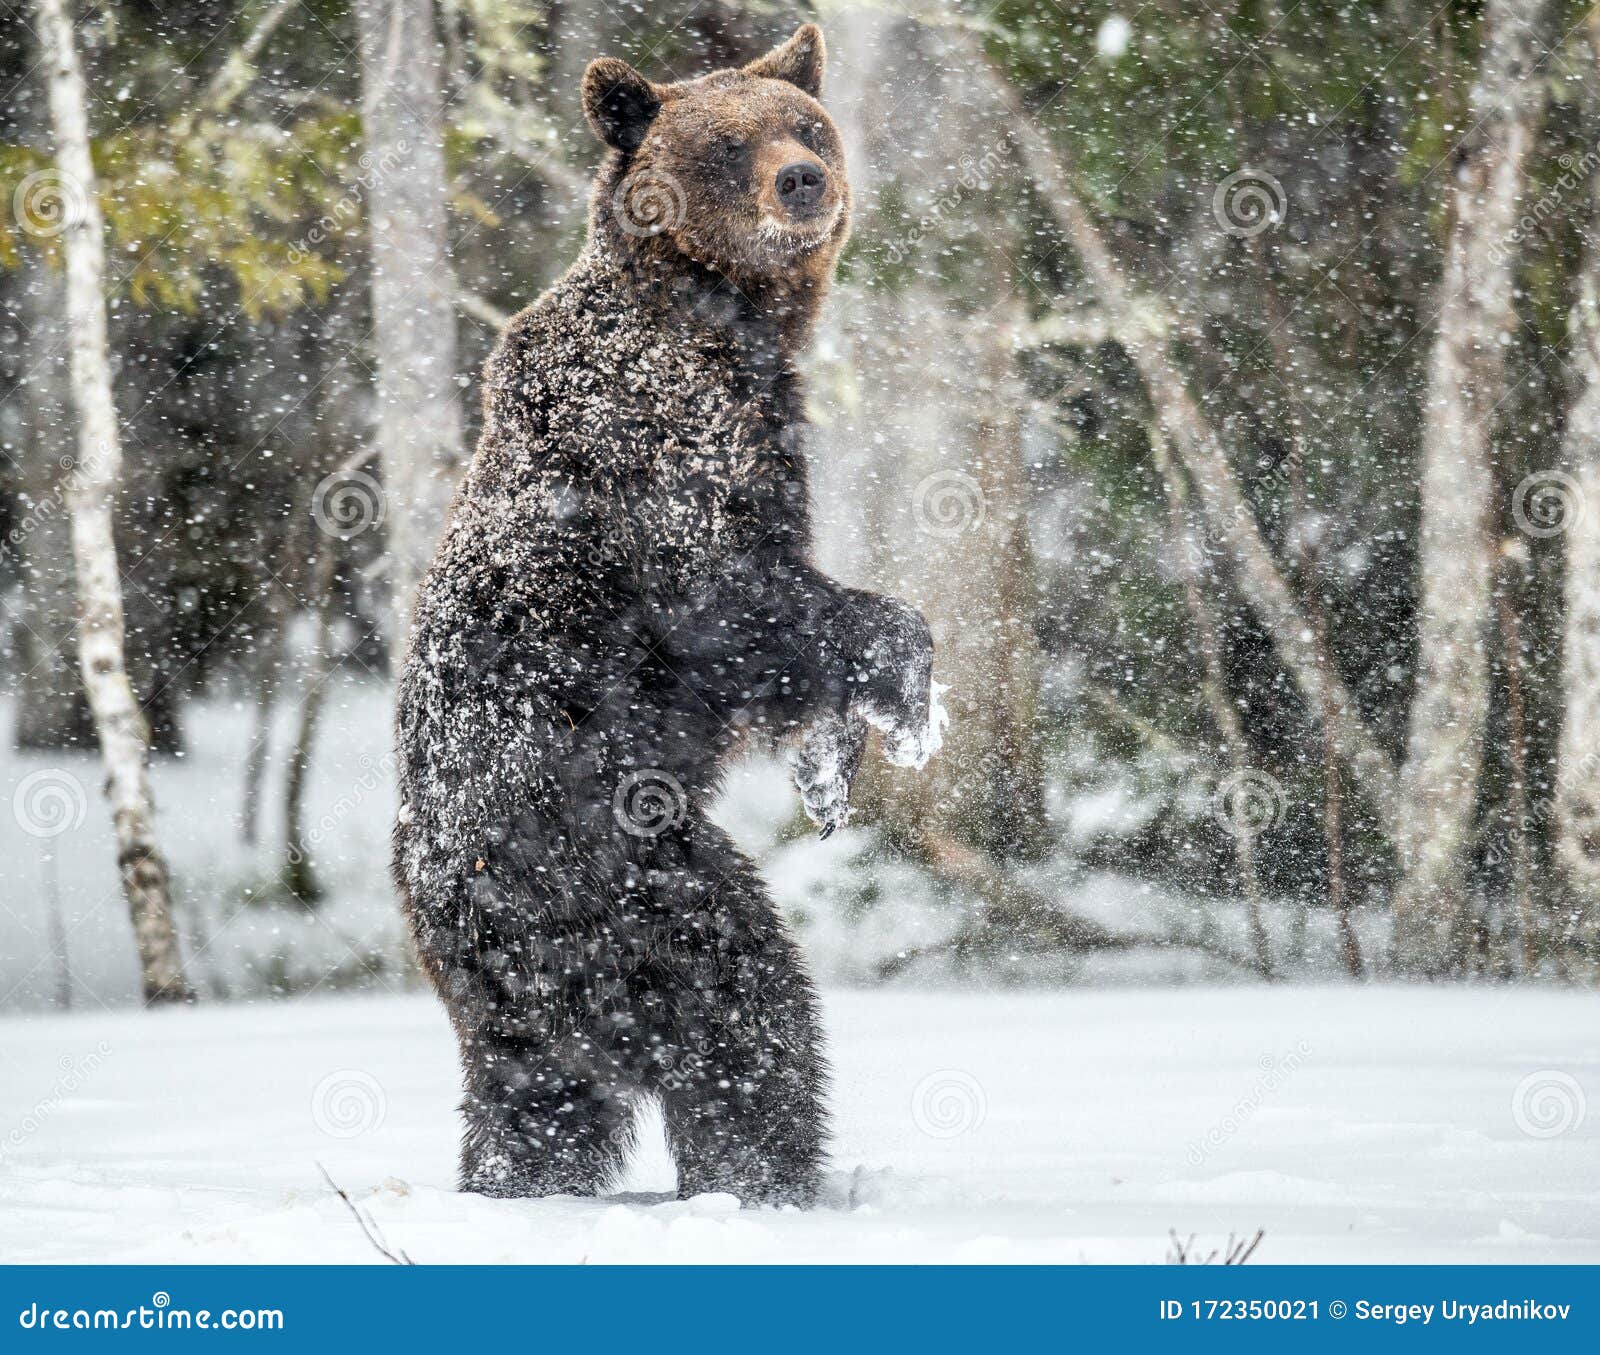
[
  {"xmin": 459, "ymin": 1030, "xmax": 637, "ymax": 1199},
  {"xmin": 649, "ymin": 834, "xmax": 829, "ymax": 1207},
  {"xmin": 657, "ymin": 981, "xmax": 828, "ymax": 1207}
]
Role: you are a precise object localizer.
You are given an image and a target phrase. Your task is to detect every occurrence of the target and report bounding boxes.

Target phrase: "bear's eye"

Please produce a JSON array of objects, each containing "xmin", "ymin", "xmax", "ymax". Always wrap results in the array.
[
  {"xmin": 793, "ymin": 120, "xmax": 824, "ymax": 151},
  {"xmin": 714, "ymin": 136, "xmax": 747, "ymax": 166}
]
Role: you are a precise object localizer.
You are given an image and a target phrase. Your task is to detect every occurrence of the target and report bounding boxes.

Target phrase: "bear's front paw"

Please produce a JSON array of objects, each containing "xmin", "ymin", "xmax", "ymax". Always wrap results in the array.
[
  {"xmin": 790, "ymin": 711, "xmax": 868, "ymax": 838},
  {"xmin": 851, "ymin": 599, "xmax": 948, "ymax": 771},
  {"xmin": 870, "ymin": 678, "xmax": 950, "ymax": 770}
]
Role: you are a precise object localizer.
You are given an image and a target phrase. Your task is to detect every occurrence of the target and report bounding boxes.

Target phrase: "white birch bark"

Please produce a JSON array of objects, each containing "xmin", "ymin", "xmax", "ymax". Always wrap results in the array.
[
  {"xmin": 1393, "ymin": 0, "xmax": 1549, "ymax": 972},
  {"xmin": 355, "ymin": 0, "xmax": 464, "ymax": 650},
  {"xmin": 11, "ymin": 254, "xmax": 91, "ymax": 752},
  {"xmin": 33, "ymin": 0, "xmax": 192, "ymax": 1003}
]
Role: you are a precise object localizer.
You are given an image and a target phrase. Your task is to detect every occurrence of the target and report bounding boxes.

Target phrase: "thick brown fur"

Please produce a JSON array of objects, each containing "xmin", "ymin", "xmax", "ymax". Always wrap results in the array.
[{"xmin": 393, "ymin": 25, "xmax": 941, "ymax": 1207}]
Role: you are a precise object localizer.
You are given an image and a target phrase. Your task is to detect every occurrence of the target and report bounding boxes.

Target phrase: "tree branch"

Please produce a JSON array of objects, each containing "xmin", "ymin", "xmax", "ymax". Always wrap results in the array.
[
  {"xmin": 978, "ymin": 53, "xmax": 1400, "ymax": 814},
  {"xmin": 455, "ymin": 288, "xmax": 510, "ymax": 330},
  {"xmin": 1153, "ymin": 436, "xmax": 1274, "ymax": 978},
  {"xmin": 201, "ymin": 0, "xmax": 302, "ymax": 116}
]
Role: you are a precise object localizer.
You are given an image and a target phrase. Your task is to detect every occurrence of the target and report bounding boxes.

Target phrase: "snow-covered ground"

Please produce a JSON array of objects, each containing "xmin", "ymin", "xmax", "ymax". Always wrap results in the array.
[
  {"xmin": 1, "ymin": 984, "xmax": 1594, "ymax": 1264},
  {"xmin": 5, "ymin": 683, "xmax": 1595, "ymax": 1264},
  {"xmin": 1, "ymin": 683, "xmax": 409, "ymax": 1010},
  {"xmin": 0, "ymin": 681, "xmax": 1372, "ymax": 1015}
]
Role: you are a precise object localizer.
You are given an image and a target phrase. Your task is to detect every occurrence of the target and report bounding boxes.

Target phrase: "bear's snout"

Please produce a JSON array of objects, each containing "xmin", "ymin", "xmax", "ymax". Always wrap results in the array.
[{"xmin": 774, "ymin": 159, "xmax": 827, "ymax": 214}]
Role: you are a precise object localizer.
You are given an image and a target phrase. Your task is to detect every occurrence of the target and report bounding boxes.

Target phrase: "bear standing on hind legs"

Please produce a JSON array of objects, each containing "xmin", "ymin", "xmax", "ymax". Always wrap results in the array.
[{"xmin": 393, "ymin": 24, "xmax": 946, "ymax": 1207}]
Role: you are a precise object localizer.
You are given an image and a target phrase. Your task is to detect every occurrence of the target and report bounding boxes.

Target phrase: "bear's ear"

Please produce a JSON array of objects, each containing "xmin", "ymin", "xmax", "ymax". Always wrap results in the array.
[
  {"xmin": 582, "ymin": 58, "xmax": 662, "ymax": 152},
  {"xmin": 744, "ymin": 23, "xmax": 825, "ymax": 98}
]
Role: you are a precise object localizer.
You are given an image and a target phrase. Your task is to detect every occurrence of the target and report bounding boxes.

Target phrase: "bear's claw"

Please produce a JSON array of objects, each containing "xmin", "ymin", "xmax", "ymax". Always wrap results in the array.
[{"xmin": 791, "ymin": 712, "xmax": 868, "ymax": 836}]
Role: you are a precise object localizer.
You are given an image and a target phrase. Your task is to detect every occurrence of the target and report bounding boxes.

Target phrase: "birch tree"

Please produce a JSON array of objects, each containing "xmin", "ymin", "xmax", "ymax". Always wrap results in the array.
[
  {"xmin": 354, "ymin": 0, "xmax": 464, "ymax": 648},
  {"xmin": 10, "ymin": 256, "xmax": 92, "ymax": 752},
  {"xmin": 1392, "ymin": 0, "xmax": 1550, "ymax": 972},
  {"xmin": 33, "ymin": 0, "xmax": 191, "ymax": 1003},
  {"xmin": 974, "ymin": 1, "xmax": 1547, "ymax": 973}
]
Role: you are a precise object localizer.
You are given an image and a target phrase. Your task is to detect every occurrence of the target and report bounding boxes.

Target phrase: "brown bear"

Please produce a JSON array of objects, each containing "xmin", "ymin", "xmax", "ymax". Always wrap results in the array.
[{"xmin": 393, "ymin": 23, "xmax": 945, "ymax": 1207}]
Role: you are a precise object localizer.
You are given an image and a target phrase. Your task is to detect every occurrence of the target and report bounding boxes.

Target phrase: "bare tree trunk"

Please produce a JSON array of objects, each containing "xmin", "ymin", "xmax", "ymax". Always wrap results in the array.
[
  {"xmin": 1555, "ymin": 222, "xmax": 1600, "ymax": 973},
  {"xmin": 1496, "ymin": 554, "xmax": 1535, "ymax": 973},
  {"xmin": 33, "ymin": 0, "xmax": 192, "ymax": 1003},
  {"xmin": 240, "ymin": 614, "xmax": 284, "ymax": 845},
  {"xmin": 1393, "ymin": 0, "xmax": 1549, "ymax": 973},
  {"xmin": 283, "ymin": 544, "xmax": 339, "ymax": 906},
  {"xmin": 43, "ymin": 846, "xmax": 71, "ymax": 1009},
  {"xmin": 817, "ymin": 6, "xmax": 1047, "ymax": 864},
  {"xmin": 1320, "ymin": 604, "xmax": 1363, "ymax": 979},
  {"xmin": 1259, "ymin": 252, "xmax": 1360, "ymax": 978},
  {"xmin": 1154, "ymin": 440, "xmax": 1274, "ymax": 979},
  {"xmin": 355, "ymin": 0, "xmax": 464, "ymax": 651}
]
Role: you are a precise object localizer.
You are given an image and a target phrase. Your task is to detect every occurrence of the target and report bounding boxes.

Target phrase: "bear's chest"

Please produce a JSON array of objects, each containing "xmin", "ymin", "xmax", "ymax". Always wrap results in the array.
[
  {"xmin": 639, "ymin": 413, "xmax": 806, "ymax": 566},
  {"xmin": 627, "ymin": 347, "xmax": 807, "ymax": 553}
]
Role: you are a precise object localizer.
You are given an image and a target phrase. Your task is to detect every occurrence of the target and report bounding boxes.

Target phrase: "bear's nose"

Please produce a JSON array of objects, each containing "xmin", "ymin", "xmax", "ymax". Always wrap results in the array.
[{"xmin": 774, "ymin": 160, "xmax": 826, "ymax": 212}]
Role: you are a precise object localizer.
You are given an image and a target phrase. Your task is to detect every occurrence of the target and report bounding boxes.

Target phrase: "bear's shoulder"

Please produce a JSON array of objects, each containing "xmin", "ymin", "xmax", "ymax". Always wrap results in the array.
[
  {"xmin": 489, "ymin": 251, "xmax": 728, "ymax": 392},
  {"xmin": 476, "ymin": 251, "xmax": 761, "ymax": 483}
]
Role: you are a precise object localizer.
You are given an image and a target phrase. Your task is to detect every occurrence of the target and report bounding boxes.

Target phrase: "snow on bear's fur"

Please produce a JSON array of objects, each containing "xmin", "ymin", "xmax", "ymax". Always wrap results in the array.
[{"xmin": 393, "ymin": 25, "xmax": 942, "ymax": 1205}]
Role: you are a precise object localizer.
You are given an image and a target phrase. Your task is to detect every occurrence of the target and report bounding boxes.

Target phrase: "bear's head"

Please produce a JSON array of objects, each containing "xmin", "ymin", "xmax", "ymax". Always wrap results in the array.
[{"xmin": 582, "ymin": 24, "xmax": 850, "ymax": 294}]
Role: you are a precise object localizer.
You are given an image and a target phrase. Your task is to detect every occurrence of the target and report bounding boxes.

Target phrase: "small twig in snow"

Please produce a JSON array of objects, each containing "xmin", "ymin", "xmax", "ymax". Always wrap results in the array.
[
  {"xmin": 318, "ymin": 1163, "xmax": 414, "ymax": 1265},
  {"xmin": 1167, "ymin": 1227, "xmax": 1264, "ymax": 1265},
  {"xmin": 1224, "ymin": 1229, "xmax": 1266, "ymax": 1264}
]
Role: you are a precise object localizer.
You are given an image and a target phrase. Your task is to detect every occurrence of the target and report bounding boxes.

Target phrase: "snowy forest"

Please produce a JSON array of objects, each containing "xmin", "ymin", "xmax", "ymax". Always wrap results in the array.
[{"xmin": 2, "ymin": 0, "xmax": 1599, "ymax": 1264}]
